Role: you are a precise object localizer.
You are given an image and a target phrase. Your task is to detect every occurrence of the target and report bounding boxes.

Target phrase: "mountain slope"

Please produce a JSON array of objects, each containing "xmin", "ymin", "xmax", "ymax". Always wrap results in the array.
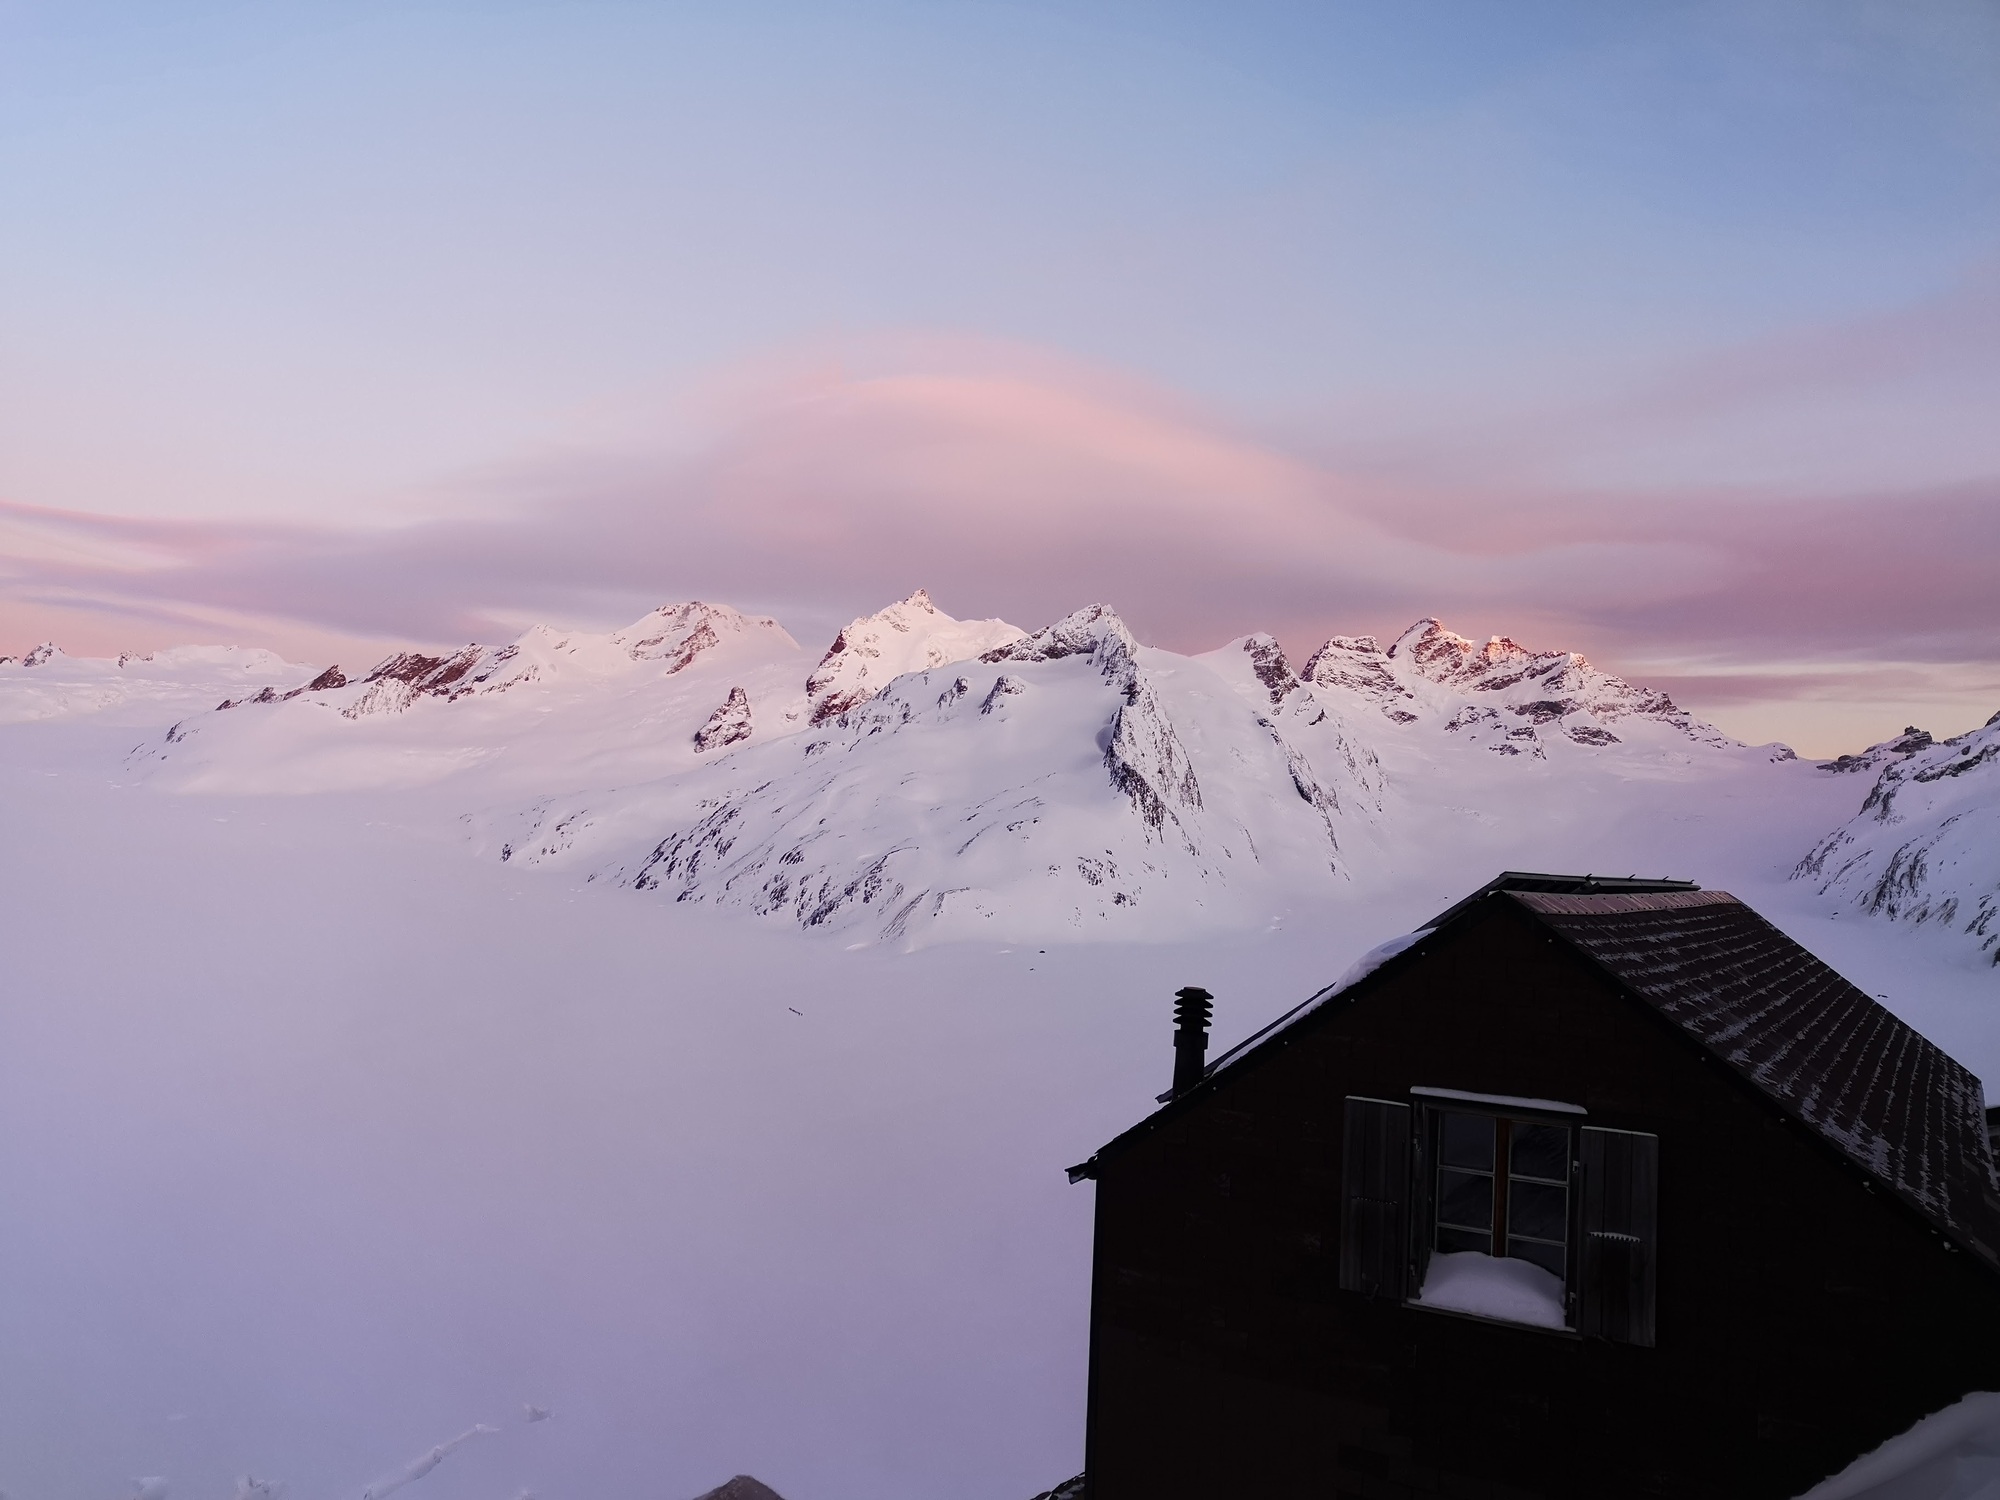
[
  {"xmin": 129, "ymin": 602, "xmax": 806, "ymax": 794},
  {"xmin": 483, "ymin": 607, "xmax": 1386, "ymax": 944},
  {"xmin": 1796, "ymin": 712, "xmax": 2000, "ymax": 963}
]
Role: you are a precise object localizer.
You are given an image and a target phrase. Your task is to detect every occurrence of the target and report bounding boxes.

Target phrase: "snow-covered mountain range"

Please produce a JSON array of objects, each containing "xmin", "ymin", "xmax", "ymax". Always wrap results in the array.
[
  {"xmin": 8, "ymin": 590, "xmax": 1995, "ymax": 956},
  {"xmin": 1797, "ymin": 713, "xmax": 2000, "ymax": 962}
]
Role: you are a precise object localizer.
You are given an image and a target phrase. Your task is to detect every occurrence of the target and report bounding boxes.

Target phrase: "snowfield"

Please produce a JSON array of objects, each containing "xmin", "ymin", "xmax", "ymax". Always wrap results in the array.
[{"xmin": 2, "ymin": 592, "xmax": 1996, "ymax": 1500}]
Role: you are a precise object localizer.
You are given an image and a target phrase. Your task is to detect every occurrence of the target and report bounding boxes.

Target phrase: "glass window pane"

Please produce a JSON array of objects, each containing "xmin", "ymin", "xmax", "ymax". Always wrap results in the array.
[
  {"xmin": 1437, "ymin": 1225, "xmax": 1490, "ymax": 1255},
  {"xmin": 1508, "ymin": 1237, "xmax": 1565, "ymax": 1279},
  {"xmin": 1437, "ymin": 1168, "xmax": 1493, "ymax": 1231},
  {"xmin": 1511, "ymin": 1123, "xmax": 1569, "ymax": 1182},
  {"xmin": 1508, "ymin": 1179, "xmax": 1567, "ymax": 1243},
  {"xmin": 1439, "ymin": 1112, "xmax": 1495, "ymax": 1170}
]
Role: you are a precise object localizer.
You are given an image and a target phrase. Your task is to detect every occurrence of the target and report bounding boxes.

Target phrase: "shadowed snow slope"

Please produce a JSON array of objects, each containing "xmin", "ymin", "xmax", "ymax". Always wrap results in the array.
[{"xmin": 1797, "ymin": 711, "xmax": 2000, "ymax": 964}]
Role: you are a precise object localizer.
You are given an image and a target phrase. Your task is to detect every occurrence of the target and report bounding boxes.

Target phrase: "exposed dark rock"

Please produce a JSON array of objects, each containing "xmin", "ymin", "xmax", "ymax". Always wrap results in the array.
[
  {"xmin": 694, "ymin": 686, "xmax": 753, "ymax": 751},
  {"xmin": 1236, "ymin": 633, "xmax": 1298, "ymax": 705},
  {"xmin": 689, "ymin": 1477, "xmax": 787, "ymax": 1500},
  {"xmin": 1819, "ymin": 726, "xmax": 1933, "ymax": 774},
  {"xmin": 980, "ymin": 674, "xmax": 1027, "ymax": 713}
]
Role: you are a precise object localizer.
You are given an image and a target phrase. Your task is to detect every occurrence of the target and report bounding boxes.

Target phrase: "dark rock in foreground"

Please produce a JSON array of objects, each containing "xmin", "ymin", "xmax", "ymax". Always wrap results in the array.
[{"xmin": 691, "ymin": 1477, "xmax": 786, "ymax": 1500}]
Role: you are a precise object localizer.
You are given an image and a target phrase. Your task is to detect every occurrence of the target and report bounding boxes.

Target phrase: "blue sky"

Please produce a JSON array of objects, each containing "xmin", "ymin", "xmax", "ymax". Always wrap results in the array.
[{"xmin": 3, "ymin": 0, "xmax": 1998, "ymax": 750}]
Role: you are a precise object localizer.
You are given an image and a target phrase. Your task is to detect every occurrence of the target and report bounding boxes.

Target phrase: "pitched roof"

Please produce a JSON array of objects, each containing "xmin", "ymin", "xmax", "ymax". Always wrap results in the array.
[
  {"xmin": 1422, "ymin": 871, "xmax": 1699, "ymax": 930},
  {"xmin": 1510, "ymin": 889, "xmax": 2000, "ymax": 1260},
  {"xmin": 1077, "ymin": 879, "xmax": 2000, "ymax": 1264}
]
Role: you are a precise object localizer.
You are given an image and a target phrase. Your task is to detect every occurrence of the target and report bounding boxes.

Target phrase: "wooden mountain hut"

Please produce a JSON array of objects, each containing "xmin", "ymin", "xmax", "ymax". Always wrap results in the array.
[{"xmin": 1065, "ymin": 874, "xmax": 2000, "ymax": 1499}]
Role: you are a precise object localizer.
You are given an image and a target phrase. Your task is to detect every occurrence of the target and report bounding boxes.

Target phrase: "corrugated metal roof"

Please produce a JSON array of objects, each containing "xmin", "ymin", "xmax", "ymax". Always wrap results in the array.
[{"xmin": 1513, "ymin": 890, "xmax": 2000, "ymax": 1258}]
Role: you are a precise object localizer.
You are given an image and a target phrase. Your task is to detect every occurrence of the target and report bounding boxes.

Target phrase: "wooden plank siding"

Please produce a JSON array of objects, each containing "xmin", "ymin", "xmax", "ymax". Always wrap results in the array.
[{"xmin": 1083, "ymin": 899, "xmax": 2000, "ymax": 1500}]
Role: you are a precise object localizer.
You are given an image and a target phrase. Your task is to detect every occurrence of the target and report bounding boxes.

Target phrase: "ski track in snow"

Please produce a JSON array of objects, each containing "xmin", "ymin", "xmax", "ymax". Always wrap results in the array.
[{"xmin": 2, "ymin": 594, "xmax": 1996, "ymax": 1500}]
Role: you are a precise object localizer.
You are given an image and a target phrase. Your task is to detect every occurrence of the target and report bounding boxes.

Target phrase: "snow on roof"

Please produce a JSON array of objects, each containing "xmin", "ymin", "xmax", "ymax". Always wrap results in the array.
[{"xmin": 1511, "ymin": 889, "xmax": 2000, "ymax": 1260}]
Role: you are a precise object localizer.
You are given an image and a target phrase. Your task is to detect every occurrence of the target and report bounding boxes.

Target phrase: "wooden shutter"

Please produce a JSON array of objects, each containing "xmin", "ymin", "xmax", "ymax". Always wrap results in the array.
[
  {"xmin": 1339, "ymin": 1097, "xmax": 1411, "ymax": 1298},
  {"xmin": 1579, "ymin": 1127, "xmax": 1658, "ymax": 1347}
]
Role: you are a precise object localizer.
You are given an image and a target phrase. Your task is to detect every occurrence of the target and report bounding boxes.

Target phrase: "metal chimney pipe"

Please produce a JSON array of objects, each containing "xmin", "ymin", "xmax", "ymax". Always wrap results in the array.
[{"xmin": 1171, "ymin": 986, "xmax": 1214, "ymax": 1097}]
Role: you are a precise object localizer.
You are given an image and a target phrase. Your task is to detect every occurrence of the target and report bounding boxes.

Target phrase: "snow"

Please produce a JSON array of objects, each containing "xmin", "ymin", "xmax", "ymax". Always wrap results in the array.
[
  {"xmin": 1798, "ymin": 712, "xmax": 2000, "ymax": 965},
  {"xmin": 1796, "ymin": 1392, "xmax": 2000, "ymax": 1499},
  {"xmin": 1409, "ymin": 1086, "xmax": 1587, "ymax": 1115},
  {"xmin": 1327, "ymin": 931, "xmax": 1426, "ymax": 995},
  {"xmin": 0, "ymin": 641, "xmax": 313, "ymax": 726},
  {"xmin": 804, "ymin": 589, "xmax": 1023, "ymax": 725},
  {"xmin": 1414, "ymin": 1251, "xmax": 1568, "ymax": 1330},
  {"xmin": 3, "ymin": 596, "xmax": 1997, "ymax": 1499}
]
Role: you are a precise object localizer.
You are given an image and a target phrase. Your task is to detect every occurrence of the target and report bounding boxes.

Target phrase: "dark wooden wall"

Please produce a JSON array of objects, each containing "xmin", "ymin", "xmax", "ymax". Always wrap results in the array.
[{"xmin": 1084, "ymin": 900, "xmax": 2000, "ymax": 1500}]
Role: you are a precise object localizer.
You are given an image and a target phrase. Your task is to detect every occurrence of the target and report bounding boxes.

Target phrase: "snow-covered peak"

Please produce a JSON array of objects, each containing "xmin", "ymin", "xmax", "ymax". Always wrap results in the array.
[
  {"xmin": 979, "ymin": 604, "xmax": 1140, "ymax": 697},
  {"xmin": 323, "ymin": 601, "xmax": 797, "ymax": 717},
  {"xmin": 1306, "ymin": 616, "xmax": 1744, "ymax": 754},
  {"xmin": 1388, "ymin": 618, "xmax": 1542, "ymax": 687},
  {"xmin": 805, "ymin": 590, "xmax": 1023, "ymax": 725},
  {"xmin": 13, "ymin": 642, "xmax": 63, "ymax": 667},
  {"xmin": 607, "ymin": 600, "xmax": 788, "ymax": 667}
]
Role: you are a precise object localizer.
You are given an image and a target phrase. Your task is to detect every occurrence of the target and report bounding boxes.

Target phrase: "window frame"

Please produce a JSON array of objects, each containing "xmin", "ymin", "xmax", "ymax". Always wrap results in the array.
[{"xmin": 1407, "ymin": 1092, "xmax": 1587, "ymax": 1333}]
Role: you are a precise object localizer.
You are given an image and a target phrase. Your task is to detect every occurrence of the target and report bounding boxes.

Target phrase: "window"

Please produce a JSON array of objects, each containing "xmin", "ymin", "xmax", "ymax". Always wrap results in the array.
[
  {"xmin": 1433, "ymin": 1110, "xmax": 1571, "ymax": 1278},
  {"xmin": 1338, "ymin": 1092, "xmax": 1658, "ymax": 1345}
]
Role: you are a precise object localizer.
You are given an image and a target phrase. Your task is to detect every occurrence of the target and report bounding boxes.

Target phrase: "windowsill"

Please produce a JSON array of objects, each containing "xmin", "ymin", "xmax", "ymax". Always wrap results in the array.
[{"xmin": 1409, "ymin": 1250, "xmax": 1574, "ymax": 1335}]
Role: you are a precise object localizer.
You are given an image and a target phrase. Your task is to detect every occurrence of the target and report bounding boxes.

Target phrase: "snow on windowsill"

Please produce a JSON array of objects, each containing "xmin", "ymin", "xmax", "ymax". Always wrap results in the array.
[{"xmin": 1414, "ymin": 1251, "xmax": 1568, "ymax": 1330}]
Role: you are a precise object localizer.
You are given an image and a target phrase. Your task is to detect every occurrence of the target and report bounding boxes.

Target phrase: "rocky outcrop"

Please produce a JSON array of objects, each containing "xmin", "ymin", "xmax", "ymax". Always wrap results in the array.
[
  {"xmin": 983, "ymin": 602, "xmax": 1132, "ymax": 671},
  {"xmin": 1818, "ymin": 725, "xmax": 1935, "ymax": 775},
  {"xmin": 693, "ymin": 687, "xmax": 753, "ymax": 751},
  {"xmin": 1301, "ymin": 634, "xmax": 1418, "ymax": 721}
]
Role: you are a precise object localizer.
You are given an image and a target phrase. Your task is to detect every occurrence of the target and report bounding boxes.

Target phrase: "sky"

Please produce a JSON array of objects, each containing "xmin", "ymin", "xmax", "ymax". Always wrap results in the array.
[{"xmin": 3, "ymin": 0, "xmax": 1998, "ymax": 754}]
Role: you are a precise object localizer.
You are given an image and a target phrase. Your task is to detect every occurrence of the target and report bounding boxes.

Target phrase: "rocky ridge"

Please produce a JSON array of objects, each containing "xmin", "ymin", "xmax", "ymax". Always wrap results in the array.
[{"xmin": 1301, "ymin": 619, "xmax": 1753, "ymax": 758}]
